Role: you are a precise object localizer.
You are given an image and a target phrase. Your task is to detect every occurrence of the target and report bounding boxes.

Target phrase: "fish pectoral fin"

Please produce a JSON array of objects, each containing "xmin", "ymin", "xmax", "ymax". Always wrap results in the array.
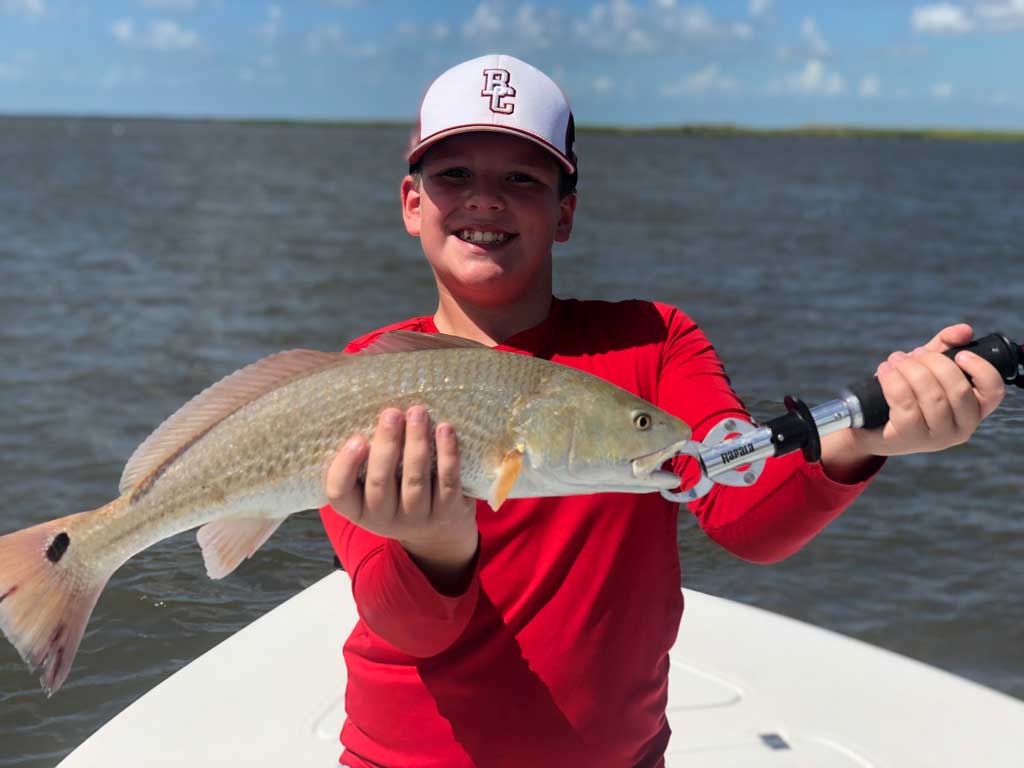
[
  {"xmin": 196, "ymin": 516, "xmax": 287, "ymax": 580},
  {"xmin": 487, "ymin": 448, "xmax": 524, "ymax": 512}
]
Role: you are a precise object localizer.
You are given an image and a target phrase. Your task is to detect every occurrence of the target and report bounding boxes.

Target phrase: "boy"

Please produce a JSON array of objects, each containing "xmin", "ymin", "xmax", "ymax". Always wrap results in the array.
[{"xmin": 319, "ymin": 54, "xmax": 1005, "ymax": 767}]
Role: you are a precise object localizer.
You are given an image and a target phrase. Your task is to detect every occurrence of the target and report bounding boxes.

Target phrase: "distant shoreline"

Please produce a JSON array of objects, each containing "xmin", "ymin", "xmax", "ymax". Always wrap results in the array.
[{"xmin": 2, "ymin": 113, "xmax": 1022, "ymax": 143}]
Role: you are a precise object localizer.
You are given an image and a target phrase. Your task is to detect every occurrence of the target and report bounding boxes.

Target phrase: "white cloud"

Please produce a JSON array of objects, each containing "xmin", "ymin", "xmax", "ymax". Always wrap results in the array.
[
  {"xmin": 148, "ymin": 19, "xmax": 200, "ymax": 49},
  {"xmin": 974, "ymin": 0, "xmax": 1024, "ymax": 28},
  {"xmin": 574, "ymin": 0, "xmax": 751, "ymax": 53},
  {"xmin": 592, "ymin": 75, "xmax": 614, "ymax": 93},
  {"xmin": 912, "ymin": 3, "xmax": 974, "ymax": 33},
  {"xmin": 671, "ymin": 5, "xmax": 717, "ymax": 37},
  {"xmin": 463, "ymin": 2, "xmax": 562, "ymax": 49},
  {"xmin": 111, "ymin": 18, "xmax": 200, "ymax": 50},
  {"xmin": 931, "ymin": 81, "xmax": 954, "ymax": 99},
  {"xmin": 858, "ymin": 74, "xmax": 880, "ymax": 98},
  {"xmin": 429, "ymin": 21, "xmax": 450, "ymax": 41},
  {"xmin": 800, "ymin": 16, "xmax": 829, "ymax": 56},
  {"xmin": 912, "ymin": 1, "xmax": 1024, "ymax": 33},
  {"xmin": 140, "ymin": 0, "xmax": 199, "ymax": 11},
  {"xmin": 112, "ymin": 19, "xmax": 135, "ymax": 43},
  {"xmin": 783, "ymin": 58, "xmax": 845, "ymax": 95},
  {"xmin": 732, "ymin": 21, "xmax": 753, "ymax": 39},
  {"xmin": 513, "ymin": 3, "xmax": 558, "ymax": 48},
  {"xmin": 306, "ymin": 23, "xmax": 344, "ymax": 54},
  {"xmin": 464, "ymin": 1, "xmax": 503, "ymax": 37},
  {"xmin": 1, "ymin": 0, "xmax": 44, "ymax": 18},
  {"xmin": 306, "ymin": 23, "xmax": 380, "ymax": 57},
  {"xmin": 662, "ymin": 62, "xmax": 737, "ymax": 95},
  {"xmin": 259, "ymin": 4, "xmax": 282, "ymax": 43},
  {"xmin": 624, "ymin": 26, "xmax": 656, "ymax": 52},
  {"xmin": 320, "ymin": 0, "xmax": 365, "ymax": 6},
  {"xmin": 749, "ymin": 0, "xmax": 771, "ymax": 17}
]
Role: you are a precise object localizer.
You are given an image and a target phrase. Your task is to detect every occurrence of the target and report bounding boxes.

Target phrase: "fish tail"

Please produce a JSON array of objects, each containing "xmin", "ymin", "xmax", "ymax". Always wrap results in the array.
[{"xmin": 0, "ymin": 503, "xmax": 119, "ymax": 696}]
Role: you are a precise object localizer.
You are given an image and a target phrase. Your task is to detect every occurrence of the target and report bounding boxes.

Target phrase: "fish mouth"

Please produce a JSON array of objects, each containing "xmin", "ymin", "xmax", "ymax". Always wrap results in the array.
[{"xmin": 631, "ymin": 440, "xmax": 701, "ymax": 489}]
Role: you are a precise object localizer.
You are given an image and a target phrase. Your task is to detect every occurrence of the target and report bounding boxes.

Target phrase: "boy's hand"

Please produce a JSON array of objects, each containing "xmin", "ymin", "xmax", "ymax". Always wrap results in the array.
[
  {"xmin": 848, "ymin": 323, "xmax": 1007, "ymax": 457},
  {"xmin": 325, "ymin": 406, "xmax": 479, "ymax": 593}
]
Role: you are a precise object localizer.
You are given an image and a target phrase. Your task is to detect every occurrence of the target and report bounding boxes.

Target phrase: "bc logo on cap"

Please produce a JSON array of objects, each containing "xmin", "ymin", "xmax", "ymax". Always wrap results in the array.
[{"xmin": 481, "ymin": 69, "xmax": 516, "ymax": 115}]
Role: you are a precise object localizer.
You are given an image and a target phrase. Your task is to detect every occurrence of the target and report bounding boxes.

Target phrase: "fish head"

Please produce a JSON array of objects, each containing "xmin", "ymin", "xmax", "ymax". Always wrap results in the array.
[{"xmin": 514, "ymin": 374, "xmax": 691, "ymax": 495}]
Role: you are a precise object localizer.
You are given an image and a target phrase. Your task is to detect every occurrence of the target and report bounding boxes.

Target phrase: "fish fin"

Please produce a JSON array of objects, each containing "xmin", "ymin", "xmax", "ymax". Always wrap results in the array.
[
  {"xmin": 120, "ymin": 350, "xmax": 345, "ymax": 495},
  {"xmin": 0, "ymin": 506, "xmax": 118, "ymax": 696},
  {"xmin": 487, "ymin": 448, "xmax": 524, "ymax": 512},
  {"xmin": 196, "ymin": 516, "xmax": 287, "ymax": 580},
  {"xmin": 359, "ymin": 330, "xmax": 489, "ymax": 355}
]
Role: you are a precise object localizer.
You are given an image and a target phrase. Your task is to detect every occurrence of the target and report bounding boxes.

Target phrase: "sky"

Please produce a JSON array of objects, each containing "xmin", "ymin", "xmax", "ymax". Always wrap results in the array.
[{"xmin": 0, "ymin": 0, "xmax": 1021, "ymax": 129}]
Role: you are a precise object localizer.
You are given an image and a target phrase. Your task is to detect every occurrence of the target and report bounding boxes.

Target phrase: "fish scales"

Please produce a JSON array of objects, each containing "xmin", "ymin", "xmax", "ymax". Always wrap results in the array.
[{"xmin": 88, "ymin": 348, "xmax": 541, "ymax": 558}]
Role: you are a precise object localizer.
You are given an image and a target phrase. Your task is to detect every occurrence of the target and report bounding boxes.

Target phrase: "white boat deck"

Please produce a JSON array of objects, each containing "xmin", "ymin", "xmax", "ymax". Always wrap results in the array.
[{"xmin": 58, "ymin": 571, "xmax": 1024, "ymax": 767}]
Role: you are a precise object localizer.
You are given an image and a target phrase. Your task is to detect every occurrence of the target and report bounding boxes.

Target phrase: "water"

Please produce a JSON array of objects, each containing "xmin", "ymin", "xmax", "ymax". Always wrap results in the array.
[{"xmin": 0, "ymin": 118, "xmax": 1022, "ymax": 765}]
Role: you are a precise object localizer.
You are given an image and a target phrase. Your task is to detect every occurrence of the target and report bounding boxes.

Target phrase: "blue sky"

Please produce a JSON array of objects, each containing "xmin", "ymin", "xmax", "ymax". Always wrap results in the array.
[{"xmin": 0, "ymin": 0, "xmax": 1021, "ymax": 129}]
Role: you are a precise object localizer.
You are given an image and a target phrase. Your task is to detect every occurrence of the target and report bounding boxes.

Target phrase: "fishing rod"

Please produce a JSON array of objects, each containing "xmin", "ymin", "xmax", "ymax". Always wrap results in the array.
[{"xmin": 660, "ymin": 333, "xmax": 1024, "ymax": 503}]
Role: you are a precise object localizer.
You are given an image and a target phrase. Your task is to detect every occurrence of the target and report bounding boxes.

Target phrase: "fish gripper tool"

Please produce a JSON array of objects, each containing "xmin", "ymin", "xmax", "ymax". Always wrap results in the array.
[{"xmin": 660, "ymin": 332, "xmax": 1023, "ymax": 504}]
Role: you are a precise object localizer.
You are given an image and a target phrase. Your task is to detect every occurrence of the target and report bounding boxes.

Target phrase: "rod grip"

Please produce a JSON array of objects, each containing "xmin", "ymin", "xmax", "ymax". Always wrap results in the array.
[{"xmin": 849, "ymin": 333, "xmax": 1021, "ymax": 430}]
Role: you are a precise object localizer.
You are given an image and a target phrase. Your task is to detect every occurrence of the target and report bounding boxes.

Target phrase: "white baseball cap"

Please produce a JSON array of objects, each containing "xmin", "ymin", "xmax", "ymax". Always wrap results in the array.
[{"xmin": 408, "ymin": 53, "xmax": 577, "ymax": 175}]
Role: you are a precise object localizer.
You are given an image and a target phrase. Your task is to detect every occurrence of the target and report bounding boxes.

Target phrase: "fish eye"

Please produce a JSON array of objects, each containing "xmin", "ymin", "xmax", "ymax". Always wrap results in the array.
[{"xmin": 633, "ymin": 412, "xmax": 652, "ymax": 431}]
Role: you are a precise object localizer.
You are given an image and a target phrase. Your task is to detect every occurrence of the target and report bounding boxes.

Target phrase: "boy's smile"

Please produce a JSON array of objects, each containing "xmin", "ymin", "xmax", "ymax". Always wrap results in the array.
[
  {"xmin": 402, "ymin": 132, "xmax": 576, "ymax": 310},
  {"xmin": 454, "ymin": 228, "xmax": 512, "ymax": 247}
]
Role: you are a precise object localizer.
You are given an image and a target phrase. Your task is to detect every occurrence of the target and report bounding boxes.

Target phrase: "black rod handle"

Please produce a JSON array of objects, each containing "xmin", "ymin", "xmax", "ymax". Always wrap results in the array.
[{"xmin": 849, "ymin": 333, "xmax": 1022, "ymax": 430}]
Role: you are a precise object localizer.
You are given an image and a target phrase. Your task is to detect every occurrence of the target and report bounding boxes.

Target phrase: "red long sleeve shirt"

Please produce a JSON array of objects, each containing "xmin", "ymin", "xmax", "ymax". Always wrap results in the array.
[{"xmin": 320, "ymin": 298, "xmax": 877, "ymax": 768}]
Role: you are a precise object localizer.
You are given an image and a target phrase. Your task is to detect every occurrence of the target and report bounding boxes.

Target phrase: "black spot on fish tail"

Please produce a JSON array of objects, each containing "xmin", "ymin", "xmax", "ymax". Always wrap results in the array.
[
  {"xmin": 46, "ymin": 532, "xmax": 70, "ymax": 564},
  {"xmin": 0, "ymin": 585, "xmax": 16, "ymax": 603}
]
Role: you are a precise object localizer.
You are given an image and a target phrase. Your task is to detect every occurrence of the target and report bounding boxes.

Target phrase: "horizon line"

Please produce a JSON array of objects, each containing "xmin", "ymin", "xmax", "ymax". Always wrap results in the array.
[{"xmin": 2, "ymin": 112, "xmax": 1022, "ymax": 141}]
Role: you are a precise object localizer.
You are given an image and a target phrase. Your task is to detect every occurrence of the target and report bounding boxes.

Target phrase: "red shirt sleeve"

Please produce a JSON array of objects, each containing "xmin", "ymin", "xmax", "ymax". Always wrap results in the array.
[
  {"xmin": 654, "ymin": 303, "xmax": 881, "ymax": 563},
  {"xmin": 319, "ymin": 506, "xmax": 480, "ymax": 657},
  {"xmin": 315, "ymin": 319, "xmax": 480, "ymax": 658}
]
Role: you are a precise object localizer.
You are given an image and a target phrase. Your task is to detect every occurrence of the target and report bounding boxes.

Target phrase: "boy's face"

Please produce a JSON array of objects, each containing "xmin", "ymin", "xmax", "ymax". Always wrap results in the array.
[{"xmin": 401, "ymin": 132, "xmax": 576, "ymax": 308}]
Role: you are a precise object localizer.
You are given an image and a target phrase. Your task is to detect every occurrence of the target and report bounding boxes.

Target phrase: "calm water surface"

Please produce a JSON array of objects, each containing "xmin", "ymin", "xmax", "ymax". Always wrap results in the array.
[{"xmin": 0, "ymin": 119, "xmax": 1022, "ymax": 765}]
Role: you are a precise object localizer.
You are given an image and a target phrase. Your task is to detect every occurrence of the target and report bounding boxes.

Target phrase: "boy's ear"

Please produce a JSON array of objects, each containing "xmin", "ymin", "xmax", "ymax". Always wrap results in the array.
[
  {"xmin": 401, "ymin": 175, "xmax": 421, "ymax": 237},
  {"xmin": 554, "ymin": 192, "xmax": 577, "ymax": 243}
]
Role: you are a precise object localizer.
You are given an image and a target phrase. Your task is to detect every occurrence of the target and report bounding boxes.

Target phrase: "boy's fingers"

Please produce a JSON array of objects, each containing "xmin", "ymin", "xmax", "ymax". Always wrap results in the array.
[
  {"xmin": 325, "ymin": 436, "xmax": 368, "ymax": 523},
  {"xmin": 363, "ymin": 408, "xmax": 404, "ymax": 520},
  {"xmin": 877, "ymin": 359, "xmax": 925, "ymax": 439},
  {"xmin": 891, "ymin": 354, "xmax": 955, "ymax": 437},
  {"xmin": 914, "ymin": 351, "xmax": 980, "ymax": 434},
  {"xmin": 400, "ymin": 406, "xmax": 432, "ymax": 519},
  {"xmin": 924, "ymin": 323, "xmax": 973, "ymax": 354},
  {"xmin": 955, "ymin": 350, "xmax": 1007, "ymax": 420},
  {"xmin": 433, "ymin": 422, "xmax": 467, "ymax": 517}
]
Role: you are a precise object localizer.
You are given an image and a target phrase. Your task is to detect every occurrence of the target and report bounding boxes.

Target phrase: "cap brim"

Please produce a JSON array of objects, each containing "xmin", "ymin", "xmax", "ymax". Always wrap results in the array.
[{"xmin": 408, "ymin": 124, "xmax": 576, "ymax": 174}]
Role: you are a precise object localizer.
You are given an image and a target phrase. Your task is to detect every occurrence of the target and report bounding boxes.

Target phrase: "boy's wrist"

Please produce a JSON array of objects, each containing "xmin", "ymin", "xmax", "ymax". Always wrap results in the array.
[
  {"xmin": 399, "ymin": 527, "xmax": 480, "ymax": 596},
  {"xmin": 819, "ymin": 429, "xmax": 884, "ymax": 484}
]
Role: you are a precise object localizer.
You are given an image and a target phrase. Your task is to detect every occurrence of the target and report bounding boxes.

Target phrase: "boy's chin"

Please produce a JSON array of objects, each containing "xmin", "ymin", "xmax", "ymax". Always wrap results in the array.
[{"xmin": 439, "ymin": 267, "xmax": 531, "ymax": 301}]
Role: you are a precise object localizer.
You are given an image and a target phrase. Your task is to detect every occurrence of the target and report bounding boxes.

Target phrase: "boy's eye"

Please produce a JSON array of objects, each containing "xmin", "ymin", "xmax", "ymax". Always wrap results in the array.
[
  {"xmin": 508, "ymin": 173, "xmax": 537, "ymax": 183},
  {"xmin": 438, "ymin": 167, "xmax": 469, "ymax": 179}
]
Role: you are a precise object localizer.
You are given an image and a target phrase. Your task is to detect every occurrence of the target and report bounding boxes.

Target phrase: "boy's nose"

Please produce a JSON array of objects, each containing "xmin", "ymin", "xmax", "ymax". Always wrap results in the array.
[{"xmin": 463, "ymin": 182, "xmax": 505, "ymax": 211}]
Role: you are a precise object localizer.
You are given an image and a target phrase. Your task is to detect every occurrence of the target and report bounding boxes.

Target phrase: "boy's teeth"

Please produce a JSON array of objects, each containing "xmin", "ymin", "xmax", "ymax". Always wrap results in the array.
[{"xmin": 458, "ymin": 230, "xmax": 508, "ymax": 244}]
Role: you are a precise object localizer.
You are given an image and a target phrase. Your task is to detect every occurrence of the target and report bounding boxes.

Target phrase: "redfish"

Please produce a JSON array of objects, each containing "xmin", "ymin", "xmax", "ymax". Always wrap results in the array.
[{"xmin": 0, "ymin": 331, "xmax": 690, "ymax": 694}]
